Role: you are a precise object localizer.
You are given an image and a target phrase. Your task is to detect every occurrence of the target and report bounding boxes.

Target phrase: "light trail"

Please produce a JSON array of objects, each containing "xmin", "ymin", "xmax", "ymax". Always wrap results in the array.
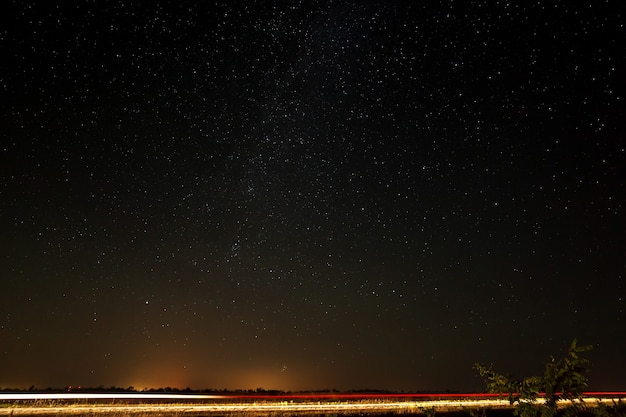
[
  {"xmin": 0, "ymin": 399, "xmax": 514, "ymax": 415},
  {"xmin": 1, "ymin": 398, "xmax": 625, "ymax": 416},
  {"xmin": 216, "ymin": 391, "xmax": 626, "ymax": 400},
  {"xmin": 0, "ymin": 393, "xmax": 221, "ymax": 400},
  {"xmin": 0, "ymin": 391, "xmax": 624, "ymax": 401},
  {"xmin": 1, "ymin": 393, "xmax": 625, "ymax": 416}
]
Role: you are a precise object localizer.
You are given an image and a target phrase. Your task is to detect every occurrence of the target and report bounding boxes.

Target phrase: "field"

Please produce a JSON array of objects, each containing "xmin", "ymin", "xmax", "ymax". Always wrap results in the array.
[{"xmin": 1, "ymin": 393, "xmax": 624, "ymax": 416}]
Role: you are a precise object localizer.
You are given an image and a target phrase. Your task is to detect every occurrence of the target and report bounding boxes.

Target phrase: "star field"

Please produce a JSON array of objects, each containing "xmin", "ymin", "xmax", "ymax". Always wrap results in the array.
[{"xmin": 1, "ymin": 1, "xmax": 625, "ymax": 392}]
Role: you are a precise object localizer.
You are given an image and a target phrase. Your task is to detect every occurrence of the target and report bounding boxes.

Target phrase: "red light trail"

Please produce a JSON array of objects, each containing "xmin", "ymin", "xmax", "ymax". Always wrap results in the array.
[{"xmin": 1, "ymin": 391, "xmax": 625, "ymax": 401}]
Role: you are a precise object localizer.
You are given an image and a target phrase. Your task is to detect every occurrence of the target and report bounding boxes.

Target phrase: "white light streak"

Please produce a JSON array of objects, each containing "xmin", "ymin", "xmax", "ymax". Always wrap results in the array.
[{"xmin": 0, "ymin": 393, "xmax": 221, "ymax": 400}]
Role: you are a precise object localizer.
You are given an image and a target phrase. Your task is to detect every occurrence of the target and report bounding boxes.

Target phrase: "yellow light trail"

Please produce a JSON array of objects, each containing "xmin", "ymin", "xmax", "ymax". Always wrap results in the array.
[{"xmin": 1, "ymin": 393, "xmax": 624, "ymax": 416}]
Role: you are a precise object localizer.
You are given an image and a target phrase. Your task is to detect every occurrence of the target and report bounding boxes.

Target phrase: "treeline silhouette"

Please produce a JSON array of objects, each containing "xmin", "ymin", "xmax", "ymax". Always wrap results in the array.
[{"xmin": 1, "ymin": 385, "xmax": 458, "ymax": 395}]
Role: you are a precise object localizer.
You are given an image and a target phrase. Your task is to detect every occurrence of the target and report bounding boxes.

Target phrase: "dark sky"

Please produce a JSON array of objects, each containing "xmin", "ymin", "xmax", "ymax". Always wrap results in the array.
[{"xmin": 1, "ymin": 1, "xmax": 624, "ymax": 392}]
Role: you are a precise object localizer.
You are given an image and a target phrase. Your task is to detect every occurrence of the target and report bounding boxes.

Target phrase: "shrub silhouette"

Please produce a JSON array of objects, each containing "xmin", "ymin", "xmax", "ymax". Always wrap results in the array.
[{"xmin": 474, "ymin": 339, "xmax": 592, "ymax": 417}]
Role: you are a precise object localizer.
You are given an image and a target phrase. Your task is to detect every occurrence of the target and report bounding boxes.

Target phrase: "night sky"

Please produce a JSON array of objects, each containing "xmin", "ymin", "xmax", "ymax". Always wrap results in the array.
[{"xmin": 1, "ymin": 1, "xmax": 624, "ymax": 392}]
